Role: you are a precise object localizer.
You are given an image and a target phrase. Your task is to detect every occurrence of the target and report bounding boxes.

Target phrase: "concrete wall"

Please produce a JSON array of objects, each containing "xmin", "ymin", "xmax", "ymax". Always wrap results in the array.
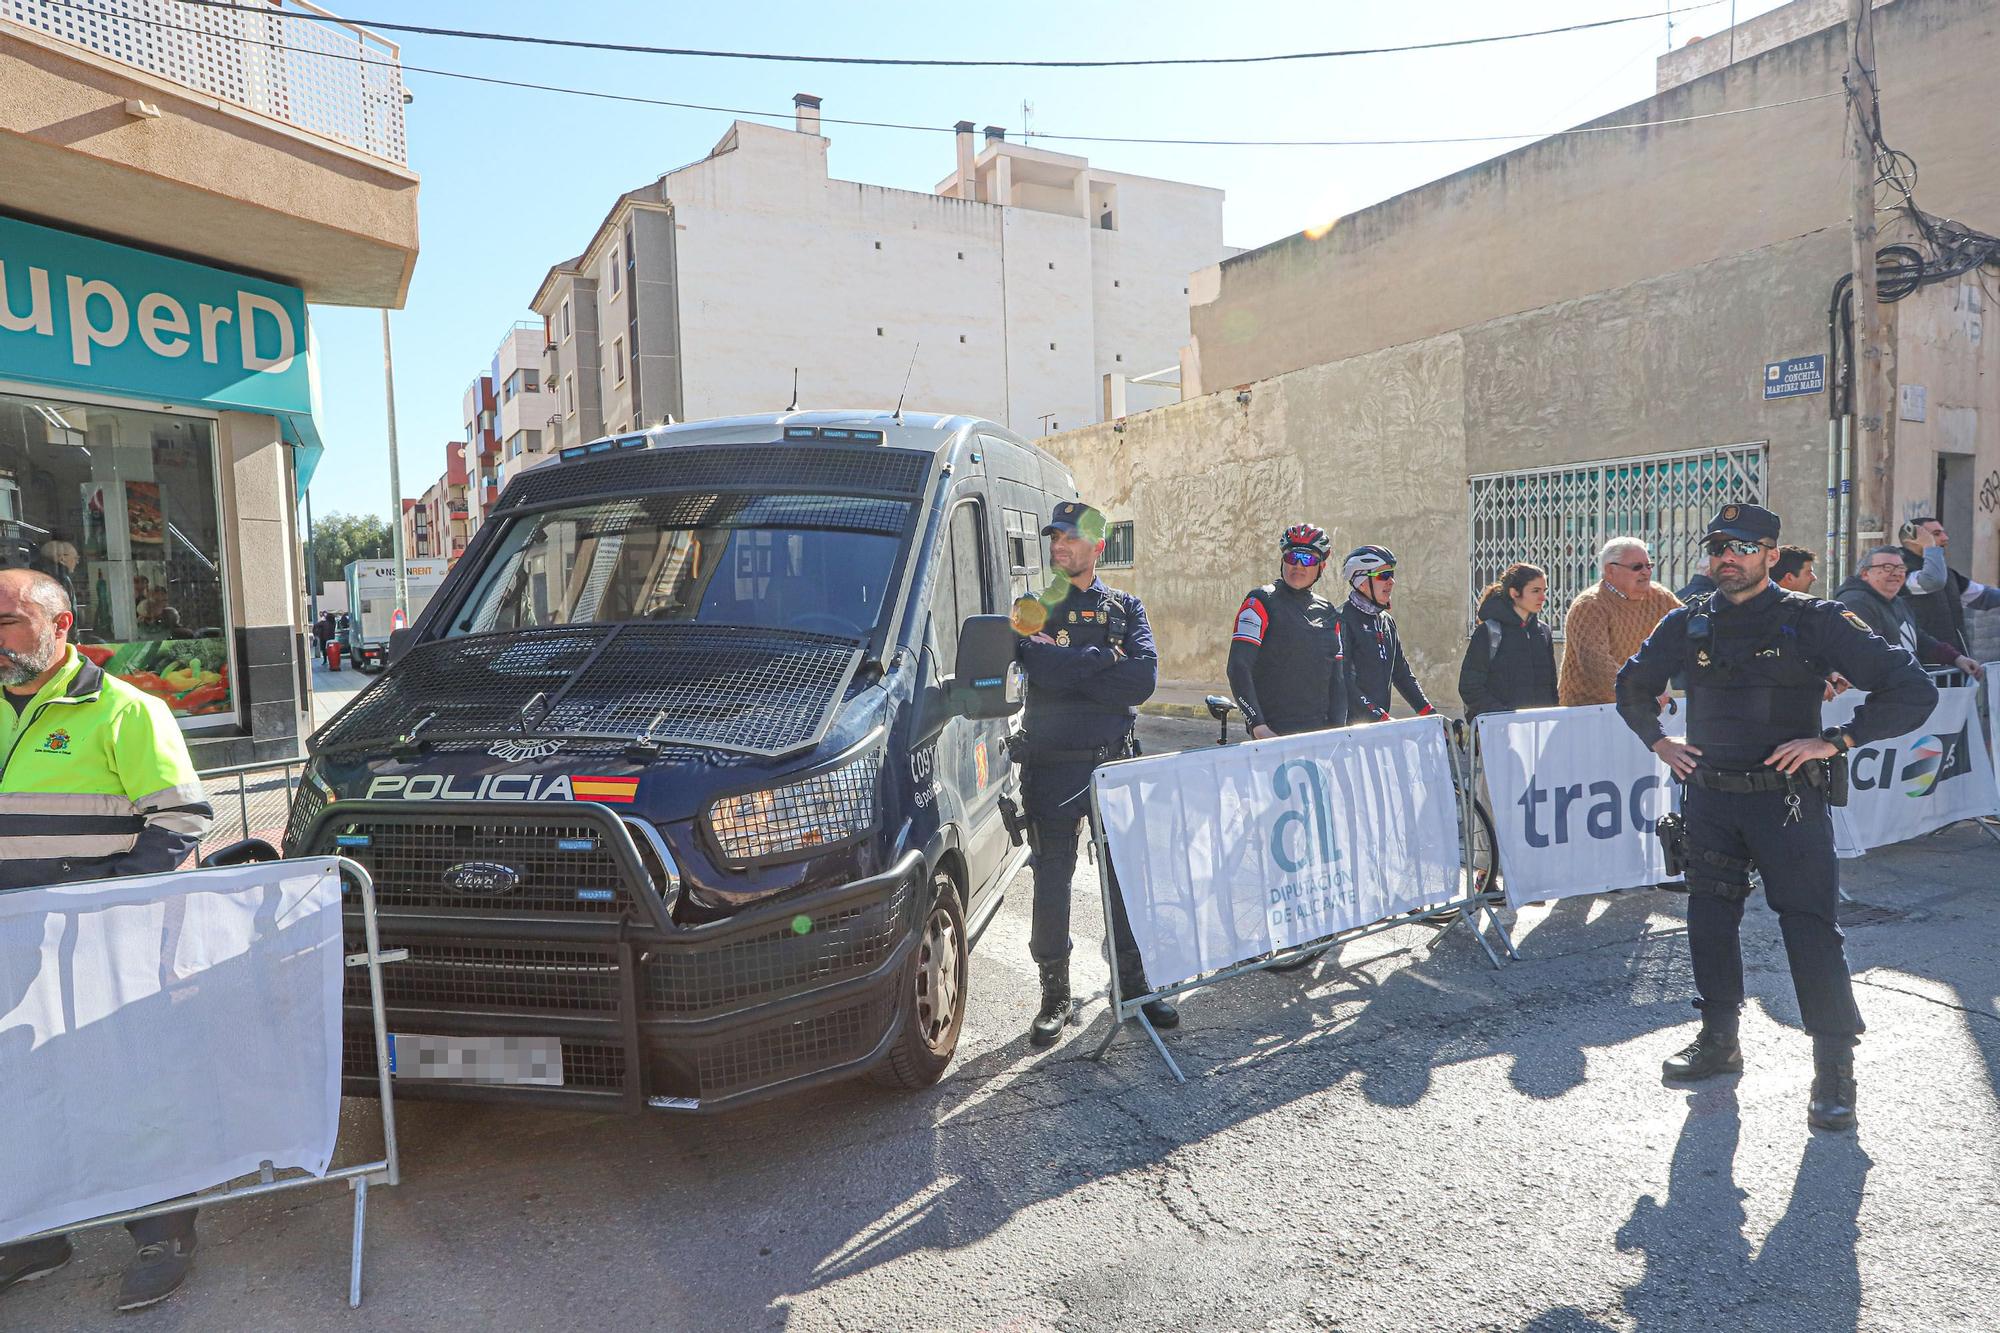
[
  {"xmin": 1051, "ymin": 227, "xmax": 1992, "ymax": 708},
  {"xmin": 212, "ymin": 410, "xmax": 307, "ymax": 766},
  {"xmin": 1889, "ymin": 272, "xmax": 2000, "ymax": 580},
  {"xmin": 0, "ymin": 23, "xmax": 419, "ymax": 306},
  {"xmin": 1188, "ymin": 0, "xmax": 1999, "ymax": 396},
  {"xmin": 1657, "ymin": 0, "xmax": 1898, "ymax": 90},
  {"xmin": 1051, "ymin": 333, "xmax": 1468, "ymax": 699}
]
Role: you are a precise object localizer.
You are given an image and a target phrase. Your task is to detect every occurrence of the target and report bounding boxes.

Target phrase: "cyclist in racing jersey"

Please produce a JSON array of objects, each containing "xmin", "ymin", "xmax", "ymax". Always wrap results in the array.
[
  {"xmin": 1228, "ymin": 524, "xmax": 1350, "ymax": 737},
  {"xmin": 1338, "ymin": 544, "xmax": 1435, "ymax": 723}
]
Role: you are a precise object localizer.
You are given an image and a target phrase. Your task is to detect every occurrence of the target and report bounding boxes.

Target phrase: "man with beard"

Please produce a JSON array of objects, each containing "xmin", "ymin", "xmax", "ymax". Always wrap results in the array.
[
  {"xmin": 1615, "ymin": 506, "xmax": 1935, "ymax": 1131},
  {"xmin": 0, "ymin": 569, "xmax": 215, "ymax": 1311},
  {"xmin": 1011, "ymin": 503, "xmax": 1177, "ymax": 1046}
]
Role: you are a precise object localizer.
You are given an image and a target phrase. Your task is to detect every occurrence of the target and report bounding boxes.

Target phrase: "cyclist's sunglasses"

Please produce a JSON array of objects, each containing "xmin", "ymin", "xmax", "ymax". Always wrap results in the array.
[
  {"xmin": 1282, "ymin": 549, "xmax": 1324, "ymax": 567},
  {"xmin": 1366, "ymin": 568, "xmax": 1397, "ymax": 581},
  {"xmin": 1703, "ymin": 537, "xmax": 1771, "ymax": 557}
]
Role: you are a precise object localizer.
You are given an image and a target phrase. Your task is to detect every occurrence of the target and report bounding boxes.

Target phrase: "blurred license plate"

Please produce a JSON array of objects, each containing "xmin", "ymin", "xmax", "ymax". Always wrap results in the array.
[{"xmin": 387, "ymin": 1034, "xmax": 564, "ymax": 1086}]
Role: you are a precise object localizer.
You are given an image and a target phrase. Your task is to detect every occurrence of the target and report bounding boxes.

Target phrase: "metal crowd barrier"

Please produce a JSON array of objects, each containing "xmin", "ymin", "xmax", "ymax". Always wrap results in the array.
[
  {"xmin": 6, "ymin": 857, "xmax": 403, "ymax": 1309},
  {"xmin": 1086, "ymin": 717, "xmax": 1518, "ymax": 1084},
  {"xmin": 196, "ymin": 759, "xmax": 306, "ymax": 860}
]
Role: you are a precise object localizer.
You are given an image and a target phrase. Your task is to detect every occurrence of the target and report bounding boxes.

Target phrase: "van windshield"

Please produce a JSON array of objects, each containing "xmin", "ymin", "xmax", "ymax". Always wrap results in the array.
[{"xmin": 448, "ymin": 493, "xmax": 910, "ymax": 641}]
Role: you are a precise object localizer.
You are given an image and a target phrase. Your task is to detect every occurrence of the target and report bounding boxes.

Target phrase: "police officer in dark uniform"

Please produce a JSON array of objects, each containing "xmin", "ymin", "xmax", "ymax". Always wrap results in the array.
[
  {"xmin": 1615, "ymin": 504, "xmax": 1936, "ymax": 1130},
  {"xmin": 1013, "ymin": 501, "xmax": 1178, "ymax": 1047}
]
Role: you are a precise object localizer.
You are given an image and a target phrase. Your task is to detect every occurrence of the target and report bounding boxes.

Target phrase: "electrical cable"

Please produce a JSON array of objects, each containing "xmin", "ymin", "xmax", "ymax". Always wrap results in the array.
[
  {"xmin": 23, "ymin": 0, "xmax": 1847, "ymax": 151},
  {"xmin": 79, "ymin": 0, "xmax": 1736, "ymax": 70}
]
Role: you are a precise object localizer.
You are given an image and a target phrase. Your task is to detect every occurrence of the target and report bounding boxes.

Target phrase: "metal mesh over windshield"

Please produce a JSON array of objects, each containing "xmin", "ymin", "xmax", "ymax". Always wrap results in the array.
[
  {"xmin": 541, "ymin": 626, "xmax": 860, "ymax": 755},
  {"xmin": 495, "ymin": 444, "xmax": 932, "ymax": 514},
  {"xmin": 311, "ymin": 624, "xmax": 861, "ymax": 759}
]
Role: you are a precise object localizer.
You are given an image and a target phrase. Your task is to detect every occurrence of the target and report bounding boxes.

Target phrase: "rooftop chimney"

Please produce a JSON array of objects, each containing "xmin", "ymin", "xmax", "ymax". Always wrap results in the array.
[
  {"xmin": 954, "ymin": 120, "xmax": 977, "ymax": 200},
  {"xmin": 794, "ymin": 93, "xmax": 822, "ymax": 137},
  {"xmin": 983, "ymin": 125, "xmax": 1005, "ymax": 143}
]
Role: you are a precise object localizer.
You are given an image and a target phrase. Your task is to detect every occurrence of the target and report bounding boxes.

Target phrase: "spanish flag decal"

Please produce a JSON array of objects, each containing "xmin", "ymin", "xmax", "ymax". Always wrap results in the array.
[{"xmin": 571, "ymin": 775, "xmax": 640, "ymax": 804}]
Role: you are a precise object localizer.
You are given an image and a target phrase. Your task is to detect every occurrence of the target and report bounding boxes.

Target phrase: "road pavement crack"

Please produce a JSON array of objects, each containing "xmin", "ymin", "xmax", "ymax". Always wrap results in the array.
[{"xmin": 1851, "ymin": 974, "xmax": 1999, "ymax": 1025}]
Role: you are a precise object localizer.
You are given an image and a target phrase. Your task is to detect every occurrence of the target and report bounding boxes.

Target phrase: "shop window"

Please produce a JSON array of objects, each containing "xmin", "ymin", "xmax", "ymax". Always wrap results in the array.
[{"xmin": 0, "ymin": 390, "xmax": 236, "ymax": 730}]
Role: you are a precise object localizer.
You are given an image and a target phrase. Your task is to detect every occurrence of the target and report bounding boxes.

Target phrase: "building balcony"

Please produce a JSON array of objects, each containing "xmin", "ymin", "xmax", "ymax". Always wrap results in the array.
[{"xmin": 1, "ymin": 0, "xmax": 419, "ymax": 306}]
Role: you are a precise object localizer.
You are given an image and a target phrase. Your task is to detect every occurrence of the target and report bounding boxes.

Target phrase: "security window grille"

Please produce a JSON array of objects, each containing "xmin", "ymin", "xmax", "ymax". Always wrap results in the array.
[
  {"xmin": 1103, "ymin": 521, "xmax": 1135, "ymax": 568},
  {"xmin": 1468, "ymin": 443, "xmax": 1766, "ymax": 635}
]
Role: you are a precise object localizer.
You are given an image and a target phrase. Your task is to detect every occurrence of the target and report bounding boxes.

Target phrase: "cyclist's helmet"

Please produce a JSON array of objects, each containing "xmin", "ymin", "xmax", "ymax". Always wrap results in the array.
[
  {"xmin": 1342, "ymin": 544, "xmax": 1396, "ymax": 589},
  {"xmin": 1279, "ymin": 522, "xmax": 1331, "ymax": 566}
]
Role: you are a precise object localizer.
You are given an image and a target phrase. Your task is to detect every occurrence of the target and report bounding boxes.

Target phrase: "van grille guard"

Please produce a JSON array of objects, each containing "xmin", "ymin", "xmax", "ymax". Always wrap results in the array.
[
  {"xmin": 309, "ymin": 623, "xmax": 862, "ymax": 760},
  {"xmin": 296, "ymin": 800, "xmax": 680, "ymax": 933}
]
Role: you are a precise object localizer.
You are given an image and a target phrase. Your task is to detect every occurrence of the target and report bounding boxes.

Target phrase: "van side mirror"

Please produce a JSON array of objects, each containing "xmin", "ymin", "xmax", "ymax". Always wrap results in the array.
[
  {"xmin": 387, "ymin": 627, "xmax": 415, "ymax": 664},
  {"xmin": 952, "ymin": 615, "xmax": 1023, "ymax": 720}
]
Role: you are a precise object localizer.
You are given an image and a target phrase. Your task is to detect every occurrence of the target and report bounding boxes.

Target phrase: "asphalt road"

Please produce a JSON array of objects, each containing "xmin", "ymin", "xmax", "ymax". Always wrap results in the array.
[{"xmin": 12, "ymin": 713, "xmax": 1999, "ymax": 1332}]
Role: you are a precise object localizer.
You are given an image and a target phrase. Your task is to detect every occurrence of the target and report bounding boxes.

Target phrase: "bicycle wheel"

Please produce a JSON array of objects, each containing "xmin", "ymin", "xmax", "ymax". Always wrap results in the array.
[{"xmin": 1469, "ymin": 798, "xmax": 1501, "ymax": 899}]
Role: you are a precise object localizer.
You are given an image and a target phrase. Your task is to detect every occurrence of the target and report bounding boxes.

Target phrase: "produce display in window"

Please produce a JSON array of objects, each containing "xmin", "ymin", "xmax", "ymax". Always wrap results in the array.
[{"xmin": 73, "ymin": 638, "xmax": 232, "ymax": 717}]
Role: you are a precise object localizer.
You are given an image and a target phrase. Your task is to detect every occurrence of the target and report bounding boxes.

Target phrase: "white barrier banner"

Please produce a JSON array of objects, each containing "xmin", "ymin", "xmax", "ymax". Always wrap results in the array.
[
  {"xmin": 0, "ymin": 859, "xmax": 344, "ymax": 1242},
  {"xmin": 1988, "ymin": 666, "xmax": 2000, "ymax": 803},
  {"xmin": 1824, "ymin": 685, "xmax": 1998, "ymax": 856},
  {"xmin": 1476, "ymin": 704, "xmax": 1679, "ymax": 908},
  {"xmin": 1093, "ymin": 716, "xmax": 1463, "ymax": 990}
]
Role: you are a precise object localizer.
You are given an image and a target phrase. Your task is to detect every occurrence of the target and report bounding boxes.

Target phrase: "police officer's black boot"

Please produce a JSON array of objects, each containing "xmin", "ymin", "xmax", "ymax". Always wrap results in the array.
[
  {"xmin": 1808, "ymin": 1041, "xmax": 1858, "ymax": 1131},
  {"xmin": 1661, "ymin": 1024, "xmax": 1743, "ymax": 1082},
  {"xmin": 1116, "ymin": 949, "xmax": 1179, "ymax": 1029},
  {"xmin": 1029, "ymin": 960, "xmax": 1076, "ymax": 1048}
]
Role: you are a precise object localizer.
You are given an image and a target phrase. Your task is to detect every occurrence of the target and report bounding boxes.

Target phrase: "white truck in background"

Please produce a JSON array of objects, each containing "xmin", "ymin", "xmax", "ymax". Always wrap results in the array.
[{"xmin": 341, "ymin": 560, "xmax": 446, "ymax": 671}]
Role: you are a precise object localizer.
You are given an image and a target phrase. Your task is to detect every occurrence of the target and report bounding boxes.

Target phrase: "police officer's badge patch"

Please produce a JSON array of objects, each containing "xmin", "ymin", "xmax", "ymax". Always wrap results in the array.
[
  {"xmin": 1721, "ymin": 504, "xmax": 1739, "ymax": 521},
  {"xmin": 1696, "ymin": 649, "xmax": 1711, "ymax": 667},
  {"xmin": 1056, "ymin": 630, "xmax": 1071, "ymax": 646},
  {"xmin": 1840, "ymin": 609, "xmax": 1872, "ymax": 633}
]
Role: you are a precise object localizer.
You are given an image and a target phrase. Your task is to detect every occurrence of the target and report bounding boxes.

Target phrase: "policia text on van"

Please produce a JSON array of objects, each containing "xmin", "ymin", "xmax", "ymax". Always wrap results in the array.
[{"xmin": 286, "ymin": 412, "xmax": 1068, "ymax": 1111}]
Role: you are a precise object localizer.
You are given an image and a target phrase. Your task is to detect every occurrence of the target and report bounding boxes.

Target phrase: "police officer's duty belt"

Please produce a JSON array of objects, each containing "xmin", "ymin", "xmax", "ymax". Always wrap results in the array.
[{"xmin": 1687, "ymin": 763, "xmax": 1827, "ymax": 794}]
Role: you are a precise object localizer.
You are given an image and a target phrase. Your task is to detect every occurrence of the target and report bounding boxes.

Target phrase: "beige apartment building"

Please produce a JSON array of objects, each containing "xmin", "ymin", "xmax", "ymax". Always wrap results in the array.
[
  {"xmin": 519, "ymin": 102, "xmax": 1235, "ymax": 473},
  {"xmin": 1, "ymin": 0, "xmax": 418, "ymax": 766},
  {"xmin": 1049, "ymin": 0, "xmax": 2000, "ymax": 705}
]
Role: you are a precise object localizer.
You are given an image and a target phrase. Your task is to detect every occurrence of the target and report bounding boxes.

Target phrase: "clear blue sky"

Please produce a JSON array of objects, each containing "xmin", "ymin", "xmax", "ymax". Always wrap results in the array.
[{"xmin": 306, "ymin": 0, "xmax": 1786, "ymax": 523}]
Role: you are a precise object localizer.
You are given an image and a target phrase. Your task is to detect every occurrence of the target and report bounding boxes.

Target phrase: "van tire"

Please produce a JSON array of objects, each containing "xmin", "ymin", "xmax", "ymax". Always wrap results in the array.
[{"xmin": 872, "ymin": 868, "xmax": 968, "ymax": 1089}]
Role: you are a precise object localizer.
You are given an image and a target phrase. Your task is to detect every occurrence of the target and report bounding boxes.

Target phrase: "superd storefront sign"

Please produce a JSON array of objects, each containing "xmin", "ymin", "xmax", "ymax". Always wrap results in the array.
[{"xmin": 0, "ymin": 214, "xmax": 322, "ymax": 481}]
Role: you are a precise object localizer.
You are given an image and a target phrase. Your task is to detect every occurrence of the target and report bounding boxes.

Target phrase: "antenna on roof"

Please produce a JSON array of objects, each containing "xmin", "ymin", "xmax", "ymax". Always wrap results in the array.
[
  {"xmin": 787, "ymin": 367, "xmax": 799, "ymax": 412},
  {"xmin": 894, "ymin": 344, "xmax": 920, "ymax": 423}
]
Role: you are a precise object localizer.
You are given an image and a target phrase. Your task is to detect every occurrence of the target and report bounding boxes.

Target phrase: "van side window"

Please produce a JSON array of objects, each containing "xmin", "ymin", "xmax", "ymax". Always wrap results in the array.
[{"xmin": 931, "ymin": 500, "xmax": 990, "ymax": 675}]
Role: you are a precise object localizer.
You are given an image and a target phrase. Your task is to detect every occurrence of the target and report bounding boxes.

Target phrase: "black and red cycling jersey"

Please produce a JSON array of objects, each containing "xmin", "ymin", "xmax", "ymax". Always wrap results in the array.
[
  {"xmin": 1338, "ymin": 592, "xmax": 1433, "ymax": 722},
  {"xmin": 1227, "ymin": 581, "xmax": 1351, "ymax": 734}
]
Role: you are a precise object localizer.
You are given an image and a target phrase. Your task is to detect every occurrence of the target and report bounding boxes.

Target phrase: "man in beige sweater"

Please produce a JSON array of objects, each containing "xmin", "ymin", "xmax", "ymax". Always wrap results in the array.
[{"xmin": 1558, "ymin": 537, "xmax": 1681, "ymax": 705}]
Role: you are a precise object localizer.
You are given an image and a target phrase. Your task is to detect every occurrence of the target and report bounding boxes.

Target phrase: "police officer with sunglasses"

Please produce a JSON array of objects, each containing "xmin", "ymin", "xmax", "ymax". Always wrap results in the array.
[{"xmin": 1614, "ymin": 504, "xmax": 1936, "ymax": 1131}]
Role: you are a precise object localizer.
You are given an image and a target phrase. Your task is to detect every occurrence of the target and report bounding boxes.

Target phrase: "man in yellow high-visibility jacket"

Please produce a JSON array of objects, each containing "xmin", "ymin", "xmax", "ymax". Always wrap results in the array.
[{"xmin": 0, "ymin": 569, "xmax": 215, "ymax": 1312}]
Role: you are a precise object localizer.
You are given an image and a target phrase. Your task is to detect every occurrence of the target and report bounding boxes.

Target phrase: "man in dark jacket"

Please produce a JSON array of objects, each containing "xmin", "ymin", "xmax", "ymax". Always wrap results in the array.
[
  {"xmin": 1338, "ymin": 545, "xmax": 1433, "ymax": 722},
  {"xmin": 1897, "ymin": 517, "xmax": 2000, "ymax": 657},
  {"xmin": 1228, "ymin": 523, "xmax": 1349, "ymax": 737},
  {"xmin": 1458, "ymin": 566, "xmax": 1558, "ymax": 719},
  {"xmin": 1835, "ymin": 547, "xmax": 1983, "ymax": 678}
]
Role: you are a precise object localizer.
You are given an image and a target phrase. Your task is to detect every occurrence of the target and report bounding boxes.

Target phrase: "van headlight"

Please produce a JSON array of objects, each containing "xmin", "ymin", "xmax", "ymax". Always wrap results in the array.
[{"xmin": 706, "ymin": 749, "xmax": 882, "ymax": 864}]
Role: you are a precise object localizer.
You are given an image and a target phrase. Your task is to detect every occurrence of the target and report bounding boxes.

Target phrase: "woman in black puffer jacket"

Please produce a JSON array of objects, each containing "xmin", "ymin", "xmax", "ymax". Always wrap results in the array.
[{"xmin": 1457, "ymin": 563, "xmax": 1558, "ymax": 719}]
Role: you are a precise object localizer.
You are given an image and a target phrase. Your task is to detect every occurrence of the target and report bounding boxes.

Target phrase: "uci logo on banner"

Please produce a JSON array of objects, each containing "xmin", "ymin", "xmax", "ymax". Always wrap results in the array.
[{"xmin": 1852, "ymin": 725, "xmax": 1972, "ymax": 798}]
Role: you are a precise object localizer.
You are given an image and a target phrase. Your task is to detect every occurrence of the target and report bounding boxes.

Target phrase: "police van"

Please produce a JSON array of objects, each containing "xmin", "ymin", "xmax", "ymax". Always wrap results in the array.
[{"xmin": 286, "ymin": 411, "xmax": 1072, "ymax": 1111}]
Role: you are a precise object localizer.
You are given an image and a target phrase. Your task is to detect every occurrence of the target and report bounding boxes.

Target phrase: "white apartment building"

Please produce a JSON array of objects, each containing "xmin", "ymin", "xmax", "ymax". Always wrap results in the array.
[{"xmin": 528, "ymin": 99, "xmax": 1234, "ymax": 450}]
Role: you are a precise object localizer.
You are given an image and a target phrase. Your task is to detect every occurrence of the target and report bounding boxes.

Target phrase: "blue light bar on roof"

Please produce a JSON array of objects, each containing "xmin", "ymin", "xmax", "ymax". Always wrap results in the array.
[{"xmin": 783, "ymin": 426, "xmax": 886, "ymax": 443}]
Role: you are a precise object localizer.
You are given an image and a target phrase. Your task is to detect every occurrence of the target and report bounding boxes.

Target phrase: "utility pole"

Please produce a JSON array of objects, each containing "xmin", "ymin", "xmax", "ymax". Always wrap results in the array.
[
  {"xmin": 1845, "ymin": 0, "xmax": 1890, "ymax": 566},
  {"xmin": 380, "ymin": 309, "xmax": 409, "ymax": 617}
]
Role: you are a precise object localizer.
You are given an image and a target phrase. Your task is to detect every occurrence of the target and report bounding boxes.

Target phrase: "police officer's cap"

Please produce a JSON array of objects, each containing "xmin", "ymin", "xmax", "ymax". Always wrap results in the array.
[
  {"xmin": 1042, "ymin": 501, "xmax": 1106, "ymax": 542},
  {"xmin": 1706, "ymin": 502, "xmax": 1780, "ymax": 543}
]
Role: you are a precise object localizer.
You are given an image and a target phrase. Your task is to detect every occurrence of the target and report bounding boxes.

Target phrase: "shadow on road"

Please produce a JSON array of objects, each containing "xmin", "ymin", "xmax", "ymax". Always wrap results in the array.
[{"xmin": 1527, "ymin": 1085, "xmax": 1871, "ymax": 1332}]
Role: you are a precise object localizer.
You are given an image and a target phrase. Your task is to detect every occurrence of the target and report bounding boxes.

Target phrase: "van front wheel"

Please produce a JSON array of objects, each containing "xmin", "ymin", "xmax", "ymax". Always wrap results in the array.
[{"xmin": 872, "ymin": 870, "xmax": 967, "ymax": 1089}]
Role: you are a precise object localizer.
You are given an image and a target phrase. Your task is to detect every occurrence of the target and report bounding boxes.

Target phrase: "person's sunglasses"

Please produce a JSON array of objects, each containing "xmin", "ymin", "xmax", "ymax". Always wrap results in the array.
[
  {"xmin": 1367, "ymin": 569, "xmax": 1396, "ymax": 581},
  {"xmin": 1703, "ymin": 537, "xmax": 1769, "ymax": 558},
  {"xmin": 1863, "ymin": 562, "xmax": 1907, "ymax": 575},
  {"xmin": 1611, "ymin": 560, "xmax": 1655, "ymax": 572},
  {"xmin": 1282, "ymin": 549, "xmax": 1324, "ymax": 567}
]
